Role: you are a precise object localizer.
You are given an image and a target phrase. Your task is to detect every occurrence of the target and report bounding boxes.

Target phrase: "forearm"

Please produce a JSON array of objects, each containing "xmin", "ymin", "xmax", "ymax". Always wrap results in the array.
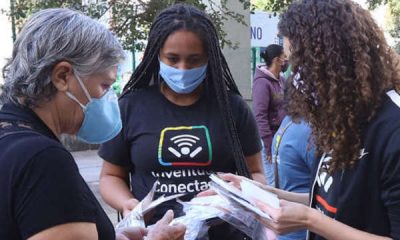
[
  {"xmin": 307, "ymin": 208, "xmax": 392, "ymax": 240},
  {"xmin": 246, "ymin": 152, "xmax": 267, "ymax": 184},
  {"xmin": 99, "ymin": 175, "xmax": 135, "ymax": 211},
  {"xmin": 256, "ymin": 183, "xmax": 309, "ymax": 205},
  {"xmin": 251, "ymin": 172, "xmax": 267, "ymax": 185},
  {"xmin": 275, "ymin": 190, "xmax": 309, "ymax": 205}
]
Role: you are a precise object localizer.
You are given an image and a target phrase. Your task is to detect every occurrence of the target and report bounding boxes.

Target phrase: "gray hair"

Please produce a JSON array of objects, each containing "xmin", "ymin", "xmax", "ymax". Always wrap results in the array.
[{"xmin": 1, "ymin": 8, "xmax": 125, "ymax": 107}]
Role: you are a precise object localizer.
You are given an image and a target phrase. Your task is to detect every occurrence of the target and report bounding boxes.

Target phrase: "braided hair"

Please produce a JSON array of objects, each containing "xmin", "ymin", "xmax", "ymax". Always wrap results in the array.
[{"xmin": 122, "ymin": 4, "xmax": 251, "ymax": 177}]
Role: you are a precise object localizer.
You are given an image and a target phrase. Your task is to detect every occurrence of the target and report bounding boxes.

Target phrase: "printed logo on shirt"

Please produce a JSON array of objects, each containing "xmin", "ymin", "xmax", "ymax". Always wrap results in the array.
[
  {"xmin": 359, "ymin": 148, "xmax": 368, "ymax": 159},
  {"xmin": 314, "ymin": 153, "xmax": 338, "ymax": 217},
  {"xmin": 151, "ymin": 169, "xmax": 212, "ymax": 194},
  {"xmin": 316, "ymin": 154, "xmax": 334, "ymax": 193},
  {"xmin": 158, "ymin": 125, "xmax": 212, "ymax": 167},
  {"xmin": 313, "ymin": 147, "xmax": 370, "ymax": 227}
]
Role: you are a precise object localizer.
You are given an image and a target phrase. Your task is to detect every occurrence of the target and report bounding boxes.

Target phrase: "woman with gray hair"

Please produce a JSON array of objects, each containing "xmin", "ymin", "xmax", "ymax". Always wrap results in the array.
[{"xmin": 0, "ymin": 8, "xmax": 185, "ymax": 240}]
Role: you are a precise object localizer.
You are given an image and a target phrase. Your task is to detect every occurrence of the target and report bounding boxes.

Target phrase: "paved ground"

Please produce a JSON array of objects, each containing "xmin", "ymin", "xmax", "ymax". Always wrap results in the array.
[{"xmin": 71, "ymin": 150, "xmax": 119, "ymax": 226}]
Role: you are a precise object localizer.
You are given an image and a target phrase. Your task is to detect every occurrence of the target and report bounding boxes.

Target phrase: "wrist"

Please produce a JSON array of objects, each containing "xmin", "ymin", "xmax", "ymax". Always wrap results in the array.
[
  {"xmin": 121, "ymin": 197, "xmax": 139, "ymax": 211},
  {"xmin": 304, "ymin": 206, "xmax": 319, "ymax": 232},
  {"xmin": 260, "ymin": 183, "xmax": 278, "ymax": 195}
]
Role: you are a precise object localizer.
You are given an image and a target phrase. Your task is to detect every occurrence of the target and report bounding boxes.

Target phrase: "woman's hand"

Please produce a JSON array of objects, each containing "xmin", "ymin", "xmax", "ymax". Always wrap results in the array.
[
  {"xmin": 197, "ymin": 172, "xmax": 269, "ymax": 197},
  {"xmin": 218, "ymin": 173, "xmax": 309, "ymax": 205},
  {"xmin": 122, "ymin": 198, "xmax": 140, "ymax": 217},
  {"xmin": 218, "ymin": 172, "xmax": 270, "ymax": 191},
  {"xmin": 115, "ymin": 227, "xmax": 148, "ymax": 240},
  {"xmin": 256, "ymin": 200, "xmax": 393, "ymax": 240},
  {"xmin": 147, "ymin": 210, "xmax": 186, "ymax": 240},
  {"xmin": 115, "ymin": 210, "xmax": 186, "ymax": 240},
  {"xmin": 256, "ymin": 199, "xmax": 310, "ymax": 235}
]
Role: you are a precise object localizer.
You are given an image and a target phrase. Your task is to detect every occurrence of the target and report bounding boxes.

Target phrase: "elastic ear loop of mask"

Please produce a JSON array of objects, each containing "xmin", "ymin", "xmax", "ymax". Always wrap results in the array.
[
  {"xmin": 65, "ymin": 92, "xmax": 86, "ymax": 110},
  {"xmin": 65, "ymin": 71, "xmax": 93, "ymax": 110},
  {"xmin": 74, "ymin": 72, "xmax": 92, "ymax": 103}
]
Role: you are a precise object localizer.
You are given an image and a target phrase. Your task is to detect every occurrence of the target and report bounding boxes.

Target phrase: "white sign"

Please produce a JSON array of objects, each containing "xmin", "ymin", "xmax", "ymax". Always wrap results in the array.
[{"xmin": 250, "ymin": 12, "xmax": 280, "ymax": 47}]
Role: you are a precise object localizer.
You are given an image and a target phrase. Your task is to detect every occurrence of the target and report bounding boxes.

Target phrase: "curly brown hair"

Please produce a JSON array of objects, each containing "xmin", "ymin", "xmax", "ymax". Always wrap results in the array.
[{"xmin": 279, "ymin": 0, "xmax": 400, "ymax": 171}]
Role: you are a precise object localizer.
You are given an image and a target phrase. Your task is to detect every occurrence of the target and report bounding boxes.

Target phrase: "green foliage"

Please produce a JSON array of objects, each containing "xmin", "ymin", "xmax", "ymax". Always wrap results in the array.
[
  {"xmin": 374, "ymin": 0, "xmax": 400, "ymax": 52},
  {"xmin": 4, "ymin": 0, "xmax": 250, "ymax": 50},
  {"xmin": 112, "ymin": 74, "xmax": 122, "ymax": 95},
  {"xmin": 250, "ymin": 0, "xmax": 290, "ymax": 12}
]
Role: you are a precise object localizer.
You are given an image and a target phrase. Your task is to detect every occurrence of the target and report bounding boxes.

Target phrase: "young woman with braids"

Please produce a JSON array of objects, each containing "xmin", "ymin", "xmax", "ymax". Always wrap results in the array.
[
  {"xmin": 97, "ymin": 4, "xmax": 265, "ymax": 239},
  {"xmin": 219, "ymin": 0, "xmax": 400, "ymax": 239}
]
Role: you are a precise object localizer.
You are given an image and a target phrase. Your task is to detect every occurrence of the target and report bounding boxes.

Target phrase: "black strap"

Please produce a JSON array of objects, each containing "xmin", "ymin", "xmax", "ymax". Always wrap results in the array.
[{"xmin": 0, "ymin": 120, "xmax": 39, "ymax": 140}]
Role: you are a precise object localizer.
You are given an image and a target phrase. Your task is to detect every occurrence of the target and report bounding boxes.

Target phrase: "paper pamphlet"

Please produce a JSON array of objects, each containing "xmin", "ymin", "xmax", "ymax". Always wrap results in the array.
[
  {"xmin": 116, "ymin": 180, "xmax": 185, "ymax": 229},
  {"xmin": 240, "ymin": 179, "xmax": 279, "ymax": 208},
  {"xmin": 209, "ymin": 174, "xmax": 279, "ymax": 220}
]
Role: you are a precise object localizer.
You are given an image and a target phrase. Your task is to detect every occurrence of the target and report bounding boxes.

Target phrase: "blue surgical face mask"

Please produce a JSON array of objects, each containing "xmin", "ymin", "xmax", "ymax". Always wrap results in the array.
[
  {"xmin": 159, "ymin": 60, "xmax": 207, "ymax": 94},
  {"xmin": 65, "ymin": 73, "xmax": 122, "ymax": 144}
]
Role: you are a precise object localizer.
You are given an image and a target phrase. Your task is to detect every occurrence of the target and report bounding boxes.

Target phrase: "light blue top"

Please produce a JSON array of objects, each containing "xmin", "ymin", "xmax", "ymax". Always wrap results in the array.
[{"xmin": 271, "ymin": 116, "xmax": 315, "ymax": 240}]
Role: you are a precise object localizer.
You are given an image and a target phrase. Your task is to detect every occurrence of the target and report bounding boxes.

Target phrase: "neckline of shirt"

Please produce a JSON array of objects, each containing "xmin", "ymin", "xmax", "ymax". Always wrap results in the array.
[
  {"xmin": 387, "ymin": 90, "xmax": 400, "ymax": 108},
  {"xmin": 158, "ymin": 83, "xmax": 206, "ymax": 109}
]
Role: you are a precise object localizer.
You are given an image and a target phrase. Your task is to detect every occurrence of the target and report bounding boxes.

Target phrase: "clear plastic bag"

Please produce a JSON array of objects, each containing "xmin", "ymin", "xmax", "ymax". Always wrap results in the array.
[
  {"xmin": 170, "ymin": 196, "xmax": 225, "ymax": 240},
  {"xmin": 116, "ymin": 180, "xmax": 185, "ymax": 229},
  {"xmin": 171, "ymin": 195, "xmax": 272, "ymax": 240},
  {"xmin": 117, "ymin": 178, "xmax": 275, "ymax": 240},
  {"xmin": 218, "ymin": 203, "xmax": 270, "ymax": 240}
]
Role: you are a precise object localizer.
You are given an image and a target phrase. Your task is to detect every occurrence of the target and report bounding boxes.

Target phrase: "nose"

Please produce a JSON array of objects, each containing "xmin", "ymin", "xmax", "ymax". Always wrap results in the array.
[{"xmin": 175, "ymin": 61, "xmax": 191, "ymax": 70}]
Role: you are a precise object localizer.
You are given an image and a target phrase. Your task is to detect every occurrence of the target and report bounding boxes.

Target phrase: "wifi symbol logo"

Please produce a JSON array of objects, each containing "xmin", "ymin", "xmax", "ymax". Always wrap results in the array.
[
  {"xmin": 158, "ymin": 126, "xmax": 212, "ymax": 167},
  {"xmin": 168, "ymin": 134, "xmax": 203, "ymax": 158}
]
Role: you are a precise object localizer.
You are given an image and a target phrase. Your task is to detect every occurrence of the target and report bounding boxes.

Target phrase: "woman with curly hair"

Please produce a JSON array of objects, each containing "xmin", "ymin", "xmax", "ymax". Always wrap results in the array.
[{"xmin": 221, "ymin": 0, "xmax": 400, "ymax": 239}]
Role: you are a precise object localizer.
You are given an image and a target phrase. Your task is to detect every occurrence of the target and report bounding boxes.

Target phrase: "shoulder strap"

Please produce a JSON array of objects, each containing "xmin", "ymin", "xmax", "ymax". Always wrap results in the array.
[
  {"xmin": 273, "ymin": 120, "xmax": 294, "ymax": 188},
  {"xmin": 0, "ymin": 120, "xmax": 40, "ymax": 141}
]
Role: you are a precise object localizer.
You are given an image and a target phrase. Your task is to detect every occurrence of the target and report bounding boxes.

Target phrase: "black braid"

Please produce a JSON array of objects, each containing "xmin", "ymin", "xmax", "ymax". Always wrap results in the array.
[{"xmin": 122, "ymin": 4, "xmax": 251, "ymax": 178}]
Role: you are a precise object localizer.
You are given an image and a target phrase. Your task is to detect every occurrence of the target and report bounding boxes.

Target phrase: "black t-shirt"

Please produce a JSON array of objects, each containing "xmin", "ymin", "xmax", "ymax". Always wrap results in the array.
[
  {"xmin": 99, "ymin": 86, "xmax": 261, "ymax": 223},
  {"xmin": 308, "ymin": 91, "xmax": 400, "ymax": 239},
  {"xmin": 0, "ymin": 103, "xmax": 115, "ymax": 240}
]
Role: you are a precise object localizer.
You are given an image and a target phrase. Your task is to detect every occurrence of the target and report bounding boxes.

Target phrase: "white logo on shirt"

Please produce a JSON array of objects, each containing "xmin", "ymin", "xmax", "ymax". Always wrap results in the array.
[
  {"xmin": 359, "ymin": 148, "xmax": 368, "ymax": 159},
  {"xmin": 168, "ymin": 134, "xmax": 203, "ymax": 158},
  {"xmin": 317, "ymin": 155, "xmax": 334, "ymax": 193}
]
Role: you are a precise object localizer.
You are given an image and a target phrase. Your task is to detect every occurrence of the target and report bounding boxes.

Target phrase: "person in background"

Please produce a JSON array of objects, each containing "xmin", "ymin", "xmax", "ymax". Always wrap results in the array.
[
  {"xmin": 270, "ymin": 78, "xmax": 316, "ymax": 240},
  {"xmin": 221, "ymin": 0, "xmax": 400, "ymax": 239},
  {"xmin": 0, "ymin": 8, "xmax": 185, "ymax": 240},
  {"xmin": 271, "ymin": 116, "xmax": 315, "ymax": 240},
  {"xmin": 98, "ymin": 4, "xmax": 265, "ymax": 240},
  {"xmin": 252, "ymin": 44, "xmax": 287, "ymax": 186}
]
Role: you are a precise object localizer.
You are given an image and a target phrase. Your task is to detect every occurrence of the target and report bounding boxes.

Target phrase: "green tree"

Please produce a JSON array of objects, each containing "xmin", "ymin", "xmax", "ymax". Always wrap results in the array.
[
  {"xmin": 367, "ymin": 0, "xmax": 399, "ymax": 52},
  {"xmin": 250, "ymin": 0, "xmax": 290, "ymax": 12},
  {"xmin": 4, "ymin": 0, "xmax": 250, "ymax": 50},
  {"xmin": 384, "ymin": 0, "xmax": 400, "ymax": 52}
]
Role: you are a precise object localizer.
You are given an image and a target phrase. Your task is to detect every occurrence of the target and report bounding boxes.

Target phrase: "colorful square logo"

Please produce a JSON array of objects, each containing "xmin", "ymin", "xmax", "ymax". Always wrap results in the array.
[{"xmin": 158, "ymin": 126, "xmax": 212, "ymax": 166}]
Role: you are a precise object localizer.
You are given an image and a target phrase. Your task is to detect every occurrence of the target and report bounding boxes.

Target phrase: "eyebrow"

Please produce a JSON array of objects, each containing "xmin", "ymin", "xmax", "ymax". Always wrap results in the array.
[{"xmin": 163, "ymin": 52, "xmax": 204, "ymax": 57}]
